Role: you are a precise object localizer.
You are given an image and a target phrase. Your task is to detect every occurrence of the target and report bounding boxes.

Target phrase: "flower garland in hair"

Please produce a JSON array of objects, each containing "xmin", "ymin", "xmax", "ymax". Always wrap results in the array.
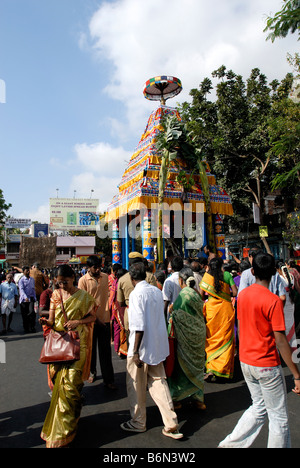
[{"xmin": 186, "ymin": 276, "xmax": 195, "ymax": 288}]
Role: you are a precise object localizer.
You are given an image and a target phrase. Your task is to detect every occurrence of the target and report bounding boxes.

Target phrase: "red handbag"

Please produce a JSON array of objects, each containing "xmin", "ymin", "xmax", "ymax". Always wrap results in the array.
[{"xmin": 39, "ymin": 291, "xmax": 80, "ymax": 364}]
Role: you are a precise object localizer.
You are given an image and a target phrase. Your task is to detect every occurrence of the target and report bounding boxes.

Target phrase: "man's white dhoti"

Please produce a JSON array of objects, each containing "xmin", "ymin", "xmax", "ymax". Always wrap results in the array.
[{"xmin": 1, "ymin": 298, "xmax": 16, "ymax": 316}]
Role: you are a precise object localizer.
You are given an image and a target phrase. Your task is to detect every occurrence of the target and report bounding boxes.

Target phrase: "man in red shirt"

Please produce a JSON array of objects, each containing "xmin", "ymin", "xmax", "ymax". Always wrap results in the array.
[{"xmin": 219, "ymin": 252, "xmax": 300, "ymax": 448}]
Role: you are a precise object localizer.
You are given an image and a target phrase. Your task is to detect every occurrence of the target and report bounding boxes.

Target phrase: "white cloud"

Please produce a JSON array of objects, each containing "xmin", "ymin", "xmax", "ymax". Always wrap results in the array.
[
  {"xmin": 74, "ymin": 141, "xmax": 131, "ymax": 177},
  {"xmin": 68, "ymin": 141, "xmax": 132, "ymax": 212},
  {"xmin": 86, "ymin": 0, "xmax": 297, "ymax": 140},
  {"xmin": 69, "ymin": 171, "xmax": 121, "ymax": 214},
  {"xmin": 18, "ymin": 204, "xmax": 50, "ymax": 224}
]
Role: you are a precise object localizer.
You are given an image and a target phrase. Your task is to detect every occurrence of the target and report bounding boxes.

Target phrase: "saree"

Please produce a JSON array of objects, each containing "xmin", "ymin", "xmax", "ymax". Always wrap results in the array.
[
  {"xmin": 40, "ymin": 288, "xmax": 95, "ymax": 448},
  {"xmin": 109, "ymin": 276, "xmax": 127, "ymax": 356},
  {"xmin": 289, "ymin": 268, "xmax": 300, "ymax": 335},
  {"xmin": 200, "ymin": 272, "xmax": 235, "ymax": 379},
  {"xmin": 167, "ymin": 287, "xmax": 206, "ymax": 403}
]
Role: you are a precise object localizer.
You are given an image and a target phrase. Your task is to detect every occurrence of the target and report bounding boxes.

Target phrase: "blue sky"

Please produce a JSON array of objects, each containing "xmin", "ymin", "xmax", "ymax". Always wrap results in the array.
[{"xmin": 0, "ymin": 0, "xmax": 298, "ymax": 223}]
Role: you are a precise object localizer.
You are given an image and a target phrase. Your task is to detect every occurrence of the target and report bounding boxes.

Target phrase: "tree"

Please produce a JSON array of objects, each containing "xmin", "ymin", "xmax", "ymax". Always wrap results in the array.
[
  {"xmin": 179, "ymin": 67, "xmax": 295, "ymax": 253},
  {"xmin": 264, "ymin": 0, "xmax": 300, "ymax": 42},
  {"xmin": 268, "ymin": 54, "xmax": 300, "ymax": 191},
  {"xmin": 263, "ymin": 0, "xmax": 300, "ymax": 208},
  {"xmin": 269, "ymin": 97, "xmax": 300, "ymax": 189},
  {"xmin": 283, "ymin": 210, "xmax": 300, "ymax": 252},
  {"xmin": 0, "ymin": 189, "xmax": 12, "ymax": 244}
]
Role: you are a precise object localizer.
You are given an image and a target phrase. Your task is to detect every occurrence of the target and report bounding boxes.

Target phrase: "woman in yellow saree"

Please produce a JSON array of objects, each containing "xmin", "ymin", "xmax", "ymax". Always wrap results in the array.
[
  {"xmin": 200, "ymin": 258, "xmax": 237, "ymax": 381},
  {"xmin": 39, "ymin": 265, "xmax": 95, "ymax": 448}
]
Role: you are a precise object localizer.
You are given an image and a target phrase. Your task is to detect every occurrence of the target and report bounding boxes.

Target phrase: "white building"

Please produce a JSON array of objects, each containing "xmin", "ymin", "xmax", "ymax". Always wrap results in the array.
[{"xmin": 56, "ymin": 236, "xmax": 96, "ymax": 265}]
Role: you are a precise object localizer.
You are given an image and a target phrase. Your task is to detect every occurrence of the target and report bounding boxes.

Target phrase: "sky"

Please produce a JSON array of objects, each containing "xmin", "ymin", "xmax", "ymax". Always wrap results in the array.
[{"xmin": 0, "ymin": 0, "xmax": 298, "ymax": 224}]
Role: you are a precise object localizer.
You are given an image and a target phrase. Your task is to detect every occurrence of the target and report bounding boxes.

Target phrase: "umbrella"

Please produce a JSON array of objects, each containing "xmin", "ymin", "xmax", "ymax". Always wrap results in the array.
[{"xmin": 143, "ymin": 76, "xmax": 182, "ymax": 105}]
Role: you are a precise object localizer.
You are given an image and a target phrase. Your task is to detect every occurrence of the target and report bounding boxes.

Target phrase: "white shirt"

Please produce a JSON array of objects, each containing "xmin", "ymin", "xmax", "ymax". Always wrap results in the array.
[
  {"xmin": 162, "ymin": 271, "xmax": 181, "ymax": 304},
  {"xmin": 238, "ymin": 268, "xmax": 286, "ymax": 297},
  {"xmin": 128, "ymin": 280, "xmax": 169, "ymax": 366}
]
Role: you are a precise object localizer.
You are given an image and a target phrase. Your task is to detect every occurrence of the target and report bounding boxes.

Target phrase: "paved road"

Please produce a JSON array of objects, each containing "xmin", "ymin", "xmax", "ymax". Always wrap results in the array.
[{"xmin": 0, "ymin": 311, "xmax": 299, "ymax": 450}]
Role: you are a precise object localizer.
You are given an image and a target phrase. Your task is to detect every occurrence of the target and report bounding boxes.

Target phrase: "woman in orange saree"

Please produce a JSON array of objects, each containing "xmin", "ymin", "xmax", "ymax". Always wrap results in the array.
[
  {"xmin": 200, "ymin": 258, "xmax": 237, "ymax": 380},
  {"xmin": 39, "ymin": 265, "xmax": 95, "ymax": 448}
]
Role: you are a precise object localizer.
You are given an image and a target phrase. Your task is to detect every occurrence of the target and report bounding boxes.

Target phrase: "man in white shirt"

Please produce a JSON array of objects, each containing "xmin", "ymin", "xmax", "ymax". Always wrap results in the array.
[
  {"xmin": 121, "ymin": 262, "xmax": 183, "ymax": 440},
  {"xmin": 162, "ymin": 256, "xmax": 183, "ymax": 322},
  {"xmin": 238, "ymin": 249, "xmax": 286, "ymax": 303},
  {"xmin": 0, "ymin": 272, "xmax": 18, "ymax": 334}
]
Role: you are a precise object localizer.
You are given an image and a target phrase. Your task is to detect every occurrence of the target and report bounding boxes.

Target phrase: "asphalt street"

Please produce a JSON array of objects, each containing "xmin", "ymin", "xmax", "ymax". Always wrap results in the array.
[{"xmin": 0, "ymin": 310, "xmax": 299, "ymax": 451}]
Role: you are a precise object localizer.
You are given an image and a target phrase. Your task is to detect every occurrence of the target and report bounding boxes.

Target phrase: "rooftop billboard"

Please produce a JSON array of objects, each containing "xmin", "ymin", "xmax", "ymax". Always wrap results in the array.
[{"xmin": 49, "ymin": 198, "xmax": 100, "ymax": 231}]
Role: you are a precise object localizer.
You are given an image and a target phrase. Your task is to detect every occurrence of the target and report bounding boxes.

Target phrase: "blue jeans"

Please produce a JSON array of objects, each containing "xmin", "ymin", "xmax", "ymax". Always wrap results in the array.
[{"xmin": 219, "ymin": 362, "xmax": 291, "ymax": 448}]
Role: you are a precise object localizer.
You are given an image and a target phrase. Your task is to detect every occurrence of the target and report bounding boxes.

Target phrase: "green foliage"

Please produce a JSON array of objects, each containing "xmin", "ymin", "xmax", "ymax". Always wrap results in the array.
[
  {"xmin": 272, "ymin": 162, "xmax": 300, "ymax": 189},
  {"xmin": 264, "ymin": 0, "xmax": 300, "ymax": 42},
  {"xmin": 155, "ymin": 115, "xmax": 184, "ymax": 153},
  {"xmin": 0, "ymin": 190, "xmax": 11, "ymax": 223},
  {"xmin": 155, "ymin": 115, "xmax": 197, "ymax": 197},
  {"xmin": 155, "ymin": 115, "xmax": 185, "ymax": 261},
  {"xmin": 268, "ymin": 62, "xmax": 300, "ymax": 191},
  {"xmin": 283, "ymin": 209, "xmax": 300, "ymax": 249},
  {"xmin": 0, "ymin": 189, "xmax": 12, "ymax": 245},
  {"xmin": 179, "ymin": 66, "xmax": 297, "ymax": 226}
]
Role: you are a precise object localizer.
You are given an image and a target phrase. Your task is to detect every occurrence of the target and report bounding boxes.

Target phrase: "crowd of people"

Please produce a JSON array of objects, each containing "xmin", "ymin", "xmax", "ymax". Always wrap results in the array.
[
  {"xmin": 0, "ymin": 247, "xmax": 300, "ymax": 448},
  {"xmin": 0, "ymin": 262, "xmax": 50, "ymax": 335}
]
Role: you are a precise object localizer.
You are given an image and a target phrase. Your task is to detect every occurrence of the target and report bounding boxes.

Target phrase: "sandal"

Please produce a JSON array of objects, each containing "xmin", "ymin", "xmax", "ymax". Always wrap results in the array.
[
  {"xmin": 204, "ymin": 372, "xmax": 216, "ymax": 382},
  {"xmin": 88, "ymin": 373, "xmax": 96, "ymax": 383},
  {"xmin": 193, "ymin": 401, "xmax": 206, "ymax": 410},
  {"xmin": 162, "ymin": 428, "xmax": 183, "ymax": 440}
]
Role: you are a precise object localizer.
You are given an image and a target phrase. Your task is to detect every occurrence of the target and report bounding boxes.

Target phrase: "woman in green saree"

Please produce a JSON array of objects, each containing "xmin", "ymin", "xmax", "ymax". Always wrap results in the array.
[
  {"xmin": 39, "ymin": 265, "xmax": 95, "ymax": 448},
  {"xmin": 167, "ymin": 267, "xmax": 206, "ymax": 410}
]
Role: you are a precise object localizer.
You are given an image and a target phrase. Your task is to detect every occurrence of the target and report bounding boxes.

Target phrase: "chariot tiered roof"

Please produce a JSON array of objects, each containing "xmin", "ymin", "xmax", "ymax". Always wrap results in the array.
[{"xmin": 106, "ymin": 105, "xmax": 233, "ymax": 222}]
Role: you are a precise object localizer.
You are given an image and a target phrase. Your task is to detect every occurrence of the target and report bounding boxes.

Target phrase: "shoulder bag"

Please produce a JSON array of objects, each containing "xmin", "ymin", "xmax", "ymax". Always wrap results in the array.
[{"xmin": 39, "ymin": 290, "xmax": 80, "ymax": 364}]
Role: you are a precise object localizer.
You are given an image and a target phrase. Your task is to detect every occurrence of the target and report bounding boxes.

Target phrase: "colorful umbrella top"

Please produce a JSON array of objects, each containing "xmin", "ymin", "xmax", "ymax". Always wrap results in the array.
[{"xmin": 143, "ymin": 76, "xmax": 182, "ymax": 104}]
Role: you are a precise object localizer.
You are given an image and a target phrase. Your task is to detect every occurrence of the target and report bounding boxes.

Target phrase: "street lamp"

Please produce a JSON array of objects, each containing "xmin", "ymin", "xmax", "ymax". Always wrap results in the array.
[
  {"xmin": 73, "ymin": 190, "xmax": 76, "ymax": 199},
  {"xmin": 56, "ymin": 188, "xmax": 59, "ymax": 198},
  {"xmin": 90, "ymin": 189, "xmax": 94, "ymax": 199}
]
